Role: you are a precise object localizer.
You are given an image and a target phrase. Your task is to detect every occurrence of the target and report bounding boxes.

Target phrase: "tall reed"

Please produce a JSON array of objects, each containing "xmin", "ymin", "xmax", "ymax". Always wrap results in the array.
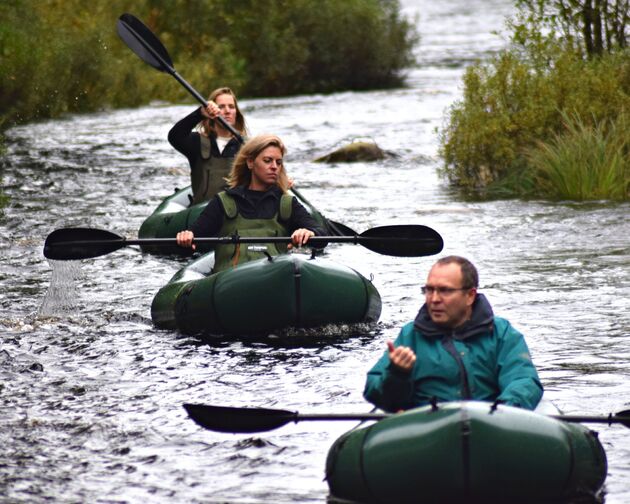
[{"xmin": 527, "ymin": 111, "xmax": 629, "ymax": 200}]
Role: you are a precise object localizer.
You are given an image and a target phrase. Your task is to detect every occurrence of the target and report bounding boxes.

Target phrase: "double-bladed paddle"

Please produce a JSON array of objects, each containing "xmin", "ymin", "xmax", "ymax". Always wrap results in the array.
[
  {"xmin": 288, "ymin": 186, "xmax": 358, "ymax": 236},
  {"xmin": 116, "ymin": 13, "xmax": 243, "ymax": 143},
  {"xmin": 43, "ymin": 225, "xmax": 444, "ymax": 261},
  {"xmin": 183, "ymin": 403, "xmax": 630, "ymax": 434},
  {"xmin": 117, "ymin": 13, "xmax": 355, "ymax": 238}
]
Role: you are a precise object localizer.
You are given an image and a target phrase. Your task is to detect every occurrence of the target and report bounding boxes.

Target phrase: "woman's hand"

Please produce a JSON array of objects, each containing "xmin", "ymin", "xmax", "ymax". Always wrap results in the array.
[
  {"xmin": 176, "ymin": 230, "xmax": 196, "ymax": 250},
  {"xmin": 288, "ymin": 228, "xmax": 315, "ymax": 249},
  {"xmin": 200, "ymin": 101, "xmax": 221, "ymax": 119}
]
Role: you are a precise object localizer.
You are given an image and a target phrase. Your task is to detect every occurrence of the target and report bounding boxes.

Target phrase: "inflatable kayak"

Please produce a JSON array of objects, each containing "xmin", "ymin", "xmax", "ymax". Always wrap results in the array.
[
  {"xmin": 325, "ymin": 401, "xmax": 607, "ymax": 504},
  {"xmin": 151, "ymin": 251, "xmax": 381, "ymax": 335},
  {"xmin": 139, "ymin": 185, "xmax": 351, "ymax": 256}
]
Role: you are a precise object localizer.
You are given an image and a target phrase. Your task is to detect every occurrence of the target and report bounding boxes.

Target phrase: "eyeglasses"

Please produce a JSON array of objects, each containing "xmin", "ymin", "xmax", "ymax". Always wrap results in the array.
[{"xmin": 421, "ymin": 286, "xmax": 471, "ymax": 296}]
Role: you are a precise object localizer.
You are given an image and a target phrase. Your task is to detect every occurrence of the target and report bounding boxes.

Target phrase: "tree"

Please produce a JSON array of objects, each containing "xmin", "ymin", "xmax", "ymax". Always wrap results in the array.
[{"xmin": 513, "ymin": 0, "xmax": 628, "ymax": 57}]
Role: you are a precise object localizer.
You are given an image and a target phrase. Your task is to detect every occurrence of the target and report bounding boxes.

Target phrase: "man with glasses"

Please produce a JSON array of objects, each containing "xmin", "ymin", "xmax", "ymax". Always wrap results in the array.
[{"xmin": 364, "ymin": 256, "xmax": 543, "ymax": 411}]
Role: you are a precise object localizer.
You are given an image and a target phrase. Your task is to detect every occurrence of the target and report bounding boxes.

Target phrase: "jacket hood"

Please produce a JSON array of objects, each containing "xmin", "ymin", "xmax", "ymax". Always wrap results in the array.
[{"xmin": 413, "ymin": 293, "xmax": 494, "ymax": 340}]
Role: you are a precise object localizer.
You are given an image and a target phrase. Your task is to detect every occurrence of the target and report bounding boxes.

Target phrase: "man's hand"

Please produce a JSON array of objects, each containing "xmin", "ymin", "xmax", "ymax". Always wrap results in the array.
[{"xmin": 387, "ymin": 340, "xmax": 416, "ymax": 373}]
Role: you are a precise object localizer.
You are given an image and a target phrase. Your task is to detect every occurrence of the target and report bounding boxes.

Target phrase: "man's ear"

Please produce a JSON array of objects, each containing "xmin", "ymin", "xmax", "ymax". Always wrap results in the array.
[{"xmin": 466, "ymin": 287, "xmax": 477, "ymax": 306}]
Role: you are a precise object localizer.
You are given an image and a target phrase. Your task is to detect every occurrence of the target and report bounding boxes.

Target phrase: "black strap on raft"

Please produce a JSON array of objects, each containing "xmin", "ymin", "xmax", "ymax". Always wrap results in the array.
[
  {"xmin": 430, "ymin": 397, "xmax": 439, "ymax": 411},
  {"xmin": 489, "ymin": 400, "xmax": 505, "ymax": 413}
]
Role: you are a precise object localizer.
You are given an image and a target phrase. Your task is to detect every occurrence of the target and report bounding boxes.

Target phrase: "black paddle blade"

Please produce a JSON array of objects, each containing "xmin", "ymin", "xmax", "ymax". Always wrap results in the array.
[
  {"xmin": 613, "ymin": 409, "xmax": 630, "ymax": 428},
  {"xmin": 183, "ymin": 404, "xmax": 297, "ymax": 433},
  {"xmin": 117, "ymin": 13, "xmax": 173, "ymax": 73},
  {"xmin": 360, "ymin": 224, "xmax": 443, "ymax": 257},
  {"xmin": 44, "ymin": 228, "xmax": 126, "ymax": 260}
]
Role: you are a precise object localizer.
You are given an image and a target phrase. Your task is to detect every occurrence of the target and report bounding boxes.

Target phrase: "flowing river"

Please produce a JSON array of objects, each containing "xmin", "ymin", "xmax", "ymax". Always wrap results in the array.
[{"xmin": 1, "ymin": 0, "xmax": 629, "ymax": 502}]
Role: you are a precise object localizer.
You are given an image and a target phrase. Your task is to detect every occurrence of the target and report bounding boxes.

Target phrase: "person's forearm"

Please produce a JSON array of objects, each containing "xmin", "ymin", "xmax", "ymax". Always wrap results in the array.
[{"xmin": 168, "ymin": 108, "xmax": 203, "ymax": 153}]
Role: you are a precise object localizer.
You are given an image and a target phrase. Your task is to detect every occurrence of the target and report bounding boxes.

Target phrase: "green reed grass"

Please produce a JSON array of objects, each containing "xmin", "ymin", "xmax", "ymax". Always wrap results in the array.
[{"xmin": 528, "ymin": 112, "xmax": 629, "ymax": 200}]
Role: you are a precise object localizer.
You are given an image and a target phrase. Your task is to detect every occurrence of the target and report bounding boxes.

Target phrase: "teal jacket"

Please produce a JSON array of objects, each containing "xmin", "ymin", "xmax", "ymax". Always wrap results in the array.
[{"xmin": 364, "ymin": 294, "xmax": 543, "ymax": 412}]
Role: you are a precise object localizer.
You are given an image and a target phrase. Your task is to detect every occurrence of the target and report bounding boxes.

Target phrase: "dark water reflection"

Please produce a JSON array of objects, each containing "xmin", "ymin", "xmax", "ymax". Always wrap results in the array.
[{"xmin": 1, "ymin": 0, "xmax": 629, "ymax": 502}]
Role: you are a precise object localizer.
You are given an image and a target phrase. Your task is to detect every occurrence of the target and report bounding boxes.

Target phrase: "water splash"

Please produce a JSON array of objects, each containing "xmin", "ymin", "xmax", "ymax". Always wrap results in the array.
[{"xmin": 38, "ymin": 260, "xmax": 83, "ymax": 316}]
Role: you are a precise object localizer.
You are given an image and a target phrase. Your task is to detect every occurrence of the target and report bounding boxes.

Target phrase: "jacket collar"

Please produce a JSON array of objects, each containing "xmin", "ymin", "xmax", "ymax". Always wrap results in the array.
[
  {"xmin": 226, "ymin": 184, "xmax": 282, "ymax": 201},
  {"xmin": 413, "ymin": 293, "xmax": 495, "ymax": 340}
]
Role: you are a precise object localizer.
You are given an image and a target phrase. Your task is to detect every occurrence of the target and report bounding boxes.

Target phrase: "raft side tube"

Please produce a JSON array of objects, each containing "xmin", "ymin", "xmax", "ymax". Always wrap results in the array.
[
  {"xmin": 151, "ymin": 252, "xmax": 216, "ymax": 329},
  {"xmin": 298, "ymin": 258, "xmax": 381, "ymax": 327}
]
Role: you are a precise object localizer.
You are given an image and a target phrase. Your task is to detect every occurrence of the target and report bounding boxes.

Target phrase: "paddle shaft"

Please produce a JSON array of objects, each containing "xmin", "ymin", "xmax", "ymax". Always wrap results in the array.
[
  {"xmin": 266, "ymin": 413, "xmax": 630, "ymax": 425},
  {"xmin": 254, "ymin": 412, "xmax": 630, "ymax": 425},
  {"xmin": 48, "ymin": 235, "xmax": 437, "ymax": 248},
  {"xmin": 289, "ymin": 186, "xmax": 357, "ymax": 236},
  {"xmin": 271, "ymin": 413, "xmax": 388, "ymax": 422},
  {"xmin": 550, "ymin": 414, "xmax": 630, "ymax": 425}
]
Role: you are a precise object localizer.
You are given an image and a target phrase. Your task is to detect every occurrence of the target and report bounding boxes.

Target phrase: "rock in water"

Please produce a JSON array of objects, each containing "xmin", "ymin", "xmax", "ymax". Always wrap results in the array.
[{"xmin": 314, "ymin": 141, "xmax": 391, "ymax": 163}]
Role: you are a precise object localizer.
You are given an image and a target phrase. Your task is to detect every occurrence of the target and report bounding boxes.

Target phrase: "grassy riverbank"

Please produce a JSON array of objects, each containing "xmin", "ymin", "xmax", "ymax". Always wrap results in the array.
[
  {"xmin": 0, "ymin": 0, "xmax": 416, "ymax": 132},
  {"xmin": 439, "ymin": 1, "xmax": 630, "ymax": 201}
]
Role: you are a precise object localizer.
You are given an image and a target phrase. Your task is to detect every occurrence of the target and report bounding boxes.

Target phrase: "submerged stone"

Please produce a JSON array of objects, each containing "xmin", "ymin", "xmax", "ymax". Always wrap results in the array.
[{"xmin": 314, "ymin": 141, "xmax": 394, "ymax": 163}]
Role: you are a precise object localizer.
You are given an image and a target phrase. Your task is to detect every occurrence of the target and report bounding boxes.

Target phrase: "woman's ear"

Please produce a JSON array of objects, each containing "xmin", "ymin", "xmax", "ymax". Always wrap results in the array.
[{"xmin": 247, "ymin": 159, "xmax": 253, "ymax": 170}]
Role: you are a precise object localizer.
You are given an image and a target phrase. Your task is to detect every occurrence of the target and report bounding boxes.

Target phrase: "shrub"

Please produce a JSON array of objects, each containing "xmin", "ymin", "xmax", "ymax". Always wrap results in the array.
[
  {"xmin": 439, "ymin": 49, "xmax": 630, "ymax": 194},
  {"xmin": 209, "ymin": 0, "xmax": 418, "ymax": 96},
  {"xmin": 0, "ymin": 0, "xmax": 417, "ymax": 130}
]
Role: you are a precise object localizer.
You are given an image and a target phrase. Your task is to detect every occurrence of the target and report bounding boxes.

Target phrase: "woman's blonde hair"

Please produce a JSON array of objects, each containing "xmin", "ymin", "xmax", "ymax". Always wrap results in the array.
[
  {"xmin": 199, "ymin": 87, "xmax": 248, "ymax": 138},
  {"xmin": 227, "ymin": 135, "xmax": 290, "ymax": 192}
]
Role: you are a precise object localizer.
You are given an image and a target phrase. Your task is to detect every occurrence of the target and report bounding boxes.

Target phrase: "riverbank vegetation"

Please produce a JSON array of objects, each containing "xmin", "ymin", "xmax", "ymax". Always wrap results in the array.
[
  {"xmin": 0, "ymin": 0, "xmax": 417, "ymax": 132},
  {"xmin": 0, "ymin": 0, "xmax": 416, "ymax": 211},
  {"xmin": 439, "ymin": 0, "xmax": 629, "ymax": 201}
]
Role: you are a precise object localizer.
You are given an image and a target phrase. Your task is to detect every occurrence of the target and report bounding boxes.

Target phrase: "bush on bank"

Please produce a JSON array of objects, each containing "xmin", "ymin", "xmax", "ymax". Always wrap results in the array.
[
  {"xmin": 438, "ymin": 1, "xmax": 630, "ymax": 200},
  {"xmin": 0, "ymin": 0, "xmax": 417, "ymax": 131},
  {"xmin": 439, "ymin": 50, "xmax": 630, "ymax": 197},
  {"xmin": 213, "ymin": 0, "xmax": 417, "ymax": 96}
]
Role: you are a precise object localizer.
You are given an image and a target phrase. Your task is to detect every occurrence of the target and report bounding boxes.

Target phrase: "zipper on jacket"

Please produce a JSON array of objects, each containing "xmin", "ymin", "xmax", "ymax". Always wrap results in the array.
[{"xmin": 442, "ymin": 334, "xmax": 472, "ymax": 400}]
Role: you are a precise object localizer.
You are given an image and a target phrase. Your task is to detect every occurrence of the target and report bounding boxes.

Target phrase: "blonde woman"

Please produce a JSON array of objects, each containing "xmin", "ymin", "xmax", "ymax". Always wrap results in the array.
[
  {"xmin": 168, "ymin": 87, "xmax": 247, "ymax": 204},
  {"xmin": 176, "ymin": 135, "xmax": 325, "ymax": 272}
]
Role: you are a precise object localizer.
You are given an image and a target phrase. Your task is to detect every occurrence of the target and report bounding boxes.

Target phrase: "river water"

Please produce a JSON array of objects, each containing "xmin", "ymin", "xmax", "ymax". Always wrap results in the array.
[{"xmin": 1, "ymin": 0, "xmax": 629, "ymax": 502}]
